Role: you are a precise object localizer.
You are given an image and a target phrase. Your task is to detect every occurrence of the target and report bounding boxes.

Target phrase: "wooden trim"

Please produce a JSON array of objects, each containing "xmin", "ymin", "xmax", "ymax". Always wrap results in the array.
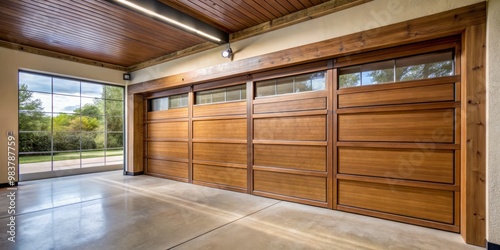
[
  {"xmin": 332, "ymin": 68, "xmax": 339, "ymax": 210},
  {"xmin": 334, "ymin": 36, "xmax": 460, "ymax": 68},
  {"xmin": 337, "ymin": 205, "xmax": 460, "ymax": 233},
  {"xmin": 336, "ymin": 174, "xmax": 459, "ymax": 192},
  {"xmin": 146, "ymin": 156, "xmax": 189, "ymax": 163},
  {"xmin": 327, "ymin": 67, "xmax": 334, "ymax": 209},
  {"xmin": 337, "ymin": 75, "xmax": 461, "ymax": 95},
  {"xmin": 336, "ymin": 102, "xmax": 460, "ymax": 114},
  {"xmin": 252, "ymin": 109, "xmax": 328, "ymax": 118},
  {"xmin": 253, "ymin": 190, "xmax": 328, "ymax": 208},
  {"xmin": 124, "ymin": 171, "xmax": 144, "ymax": 176},
  {"xmin": 192, "ymin": 139, "xmax": 247, "ymax": 144},
  {"xmin": 146, "ymin": 138, "xmax": 189, "ymax": 142},
  {"xmin": 0, "ymin": 40, "xmax": 127, "ymax": 71},
  {"xmin": 188, "ymin": 88, "xmax": 194, "ymax": 183},
  {"xmin": 253, "ymin": 90, "xmax": 328, "ymax": 104},
  {"xmin": 127, "ymin": 94, "xmax": 144, "ymax": 173},
  {"xmin": 253, "ymin": 165, "xmax": 327, "ymax": 177},
  {"xmin": 193, "ymin": 76, "xmax": 250, "ymax": 92},
  {"xmin": 230, "ymin": 0, "xmax": 372, "ymax": 42},
  {"xmin": 193, "ymin": 180, "xmax": 247, "ymax": 193},
  {"xmin": 128, "ymin": 2, "xmax": 486, "ymax": 94},
  {"xmin": 191, "ymin": 115, "xmax": 247, "ymax": 121},
  {"xmin": 336, "ymin": 141, "xmax": 460, "ymax": 150},
  {"xmin": 253, "ymin": 140, "xmax": 328, "ymax": 146},
  {"xmin": 145, "ymin": 118, "xmax": 189, "ymax": 123},
  {"xmin": 461, "ymin": 23, "xmax": 486, "ymax": 246},
  {"xmin": 145, "ymin": 86, "xmax": 191, "ymax": 99},
  {"xmin": 247, "ymin": 80, "xmax": 254, "ymax": 194},
  {"xmin": 251, "ymin": 61, "xmax": 330, "ymax": 82},
  {"xmin": 192, "ymin": 160, "xmax": 247, "ymax": 169}
]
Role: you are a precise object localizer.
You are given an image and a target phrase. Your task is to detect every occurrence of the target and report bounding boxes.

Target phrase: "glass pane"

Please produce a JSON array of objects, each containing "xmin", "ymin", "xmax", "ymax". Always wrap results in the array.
[
  {"xmin": 151, "ymin": 97, "xmax": 169, "ymax": 111},
  {"xmin": 396, "ymin": 51, "xmax": 454, "ymax": 81},
  {"xmin": 19, "ymin": 132, "xmax": 52, "ymax": 153},
  {"xmin": 19, "ymin": 111, "xmax": 52, "ymax": 132},
  {"xmin": 53, "ymin": 113, "xmax": 80, "ymax": 132},
  {"xmin": 106, "ymin": 149, "xmax": 124, "ymax": 166},
  {"xmin": 294, "ymin": 74, "xmax": 312, "ymax": 92},
  {"xmin": 169, "ymin": 94, "xmax": 188, "ymax": 108},
  {"xmin": 107, "ymin": 133, "xmax": 123, "ymax": 148},
  {"xmin": 105, "ymin": 100, "xmax": 123, "ymax": 117},
  {"xmin": 241, "ymin": 88, "xmax": 247, "ymax": 99},
  {"xmin": 19, "ymin": 91, "xmax": 52, "ymax": 113},
  {"xmin": 82, "ymin": 150, "xmax": 105, "ymax": 168},
  {"xmin": 276, "ymin": 77, "xmax": 294, "ymax": 95},
  {"xmin": 256, "ymin": 80, "xmax": 276, "ymax": 97},
  {"xmin": 19, "ymin": 72, "xmax": 52, "ymax": 93},
  {"xmin": 82, "ymin": 115, "xmax": 105, "ymax": 131},
  {"xmin": 105, "ymin": 85, "xmax": 124, "ymax": 100},
  {"xmin": 361, "ymin": 60, "xmax": 394, "ymax": 85},
  {"xmin": 211, "ymin": 89, "xmax": 225, "ymax": 103},
  {"xmin": 81, "ymin": 82, "xmax": 104, "ymax": 98},
  {"xmin": 226, "ymin": 88, "xmax": 242, "ymax": 101},
  {"xmin": 53, "ymin": 94, "xmax": 81, "ymax": 113},
  {"xmin": 19, "ymin": 152, "xmax": 52, "ymax": 174},
  {"xmin": 53, "ymin": 78, "xmax": 80, "ymax": 96},
  {"xmin": 80, "ymin": 98, "xmax": 103, "ymax": 116},
  {"xmin": 311, "ymin": 71, "xmax": 326, "ymax": 91},
  {"xmin": 82, "ymin": 132, "xmax": 105, "ymax": 150},
  {"xmin": 339, "ymin": 66, "xmax": 361, "ymax": 88},
  {"xmin": 53, "ymin": 151, "xmax": 81, "ymax": 170},
  {"xmin": 196, "ymin": 91, "xmax": 211, "ymax": 104},
  {"xmin": 53, "ymin": 132, "xmax": 81, "ymax": 151},
  {"xmin": 107, "ymin": 116, "xmax": 123, "ymax": 132}
]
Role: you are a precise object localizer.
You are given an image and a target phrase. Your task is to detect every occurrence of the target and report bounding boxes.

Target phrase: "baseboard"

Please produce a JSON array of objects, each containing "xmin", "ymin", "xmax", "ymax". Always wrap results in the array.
[
  {"xmin": 0, "ymin": 182, "xmax": 18, "ymax": 188},
  {"xmin": 488, "ymin": 241, "xmax": 500, "ymax": 250},
  {"xmin": 124, "ymin": 171, "xmax": 144, "ymax": 176}
]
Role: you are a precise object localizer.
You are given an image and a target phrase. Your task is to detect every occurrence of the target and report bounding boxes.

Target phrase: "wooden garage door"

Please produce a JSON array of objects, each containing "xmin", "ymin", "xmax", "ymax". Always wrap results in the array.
[{"xmin": 334, "ymin": 37, "xmax": 461, "ymax": 232}]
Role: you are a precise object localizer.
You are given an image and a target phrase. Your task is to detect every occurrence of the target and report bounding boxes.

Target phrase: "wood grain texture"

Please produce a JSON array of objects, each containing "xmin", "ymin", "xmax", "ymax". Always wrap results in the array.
[
  {"xmin": 254, "ymin": 170, "xmax": 327, "ymax": 202},
  {"xmin": 193, "ymin": 119, "xmax": 246, "ymax": 140},
  {"xmin": 193, "ymin": 142, "xmax": 247, "ymax": 164},
  {"xmin": 254, "ymin": 115, "xmax": 326, "ymax": 141},
  {"xmin": 127, "ymin": 94, "xmax": 144, "ymax": 173},
  {"xmin": 193, "ymin": 164, "xmax": 247, "ymax": 189},
  {"xmin": 338, "ymin": 147, "xmax": 454, "ymax": 183},
  {"xmin": 147, "ymin": 121, "xmax": 188, "ymax": 139},
  {"xmin": 254, "ymin": 97, "xmax": 327, "ymax": 114},
  {"xmin": 147, "ymin": 141, "xmax": 188, "ymax": 159},
  {"xmin": 338, "ymin": 179, "xmax": 454, "ymax": 224},
  {"xmin": 338, "ymin": 109, "xmax": 455, "ymax": 143},
  {"xmin": 147, "ymin": 159, "xmax": 188, "ymax": 179},
  {"xmin": 148, "ymin": 107, "xmax": 188, "ymax": 120},
  {"xmin": 461, "ymin": 24, "xmax": 486, "ymax": 246},
  {"xmin": 254, "ymin": 144, "xmax": 326, "ymax": 171},
  {"xmin": 193, "ymin": 101, "xmax": 247, "ymax": 117},
  {"xmin": 338, "ymin": 84, "xmax": 455, "ymax": 108}
]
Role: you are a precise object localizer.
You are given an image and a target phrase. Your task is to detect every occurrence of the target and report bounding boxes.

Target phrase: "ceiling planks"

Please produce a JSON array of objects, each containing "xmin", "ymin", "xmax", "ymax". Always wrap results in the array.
[{"xmin": 0, "ymin": 0, "xmax": 369, "ymax": 70}]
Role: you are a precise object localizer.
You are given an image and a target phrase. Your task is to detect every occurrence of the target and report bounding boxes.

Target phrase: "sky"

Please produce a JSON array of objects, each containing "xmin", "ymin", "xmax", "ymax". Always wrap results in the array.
[{"xmin": 19, "ymin": 72, "xmax": 105, "ymax": 114}]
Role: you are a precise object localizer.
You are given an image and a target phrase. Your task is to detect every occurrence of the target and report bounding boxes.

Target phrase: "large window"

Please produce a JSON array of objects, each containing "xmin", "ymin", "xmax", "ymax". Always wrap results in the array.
[
  {"xmin": 255, "ymin": 71, "xmax": 326, "ymax": 97},
  {"xmin": 338, "ymin": 50, "xmax": 454, "ymax": 88},
  {"xmin": 18, "ymin": 71, "xmax": 125, "ymax": 175}
]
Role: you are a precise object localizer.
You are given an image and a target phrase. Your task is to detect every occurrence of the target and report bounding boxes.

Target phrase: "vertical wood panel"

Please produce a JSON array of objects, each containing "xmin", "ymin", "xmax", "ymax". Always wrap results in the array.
[
  {"xmin": 128, "ymin": 94, "xmax": 144, "ymax": 173},
  {"xmin": 461, "ymin": 24, "xmax": 486, "ymax": 246}
]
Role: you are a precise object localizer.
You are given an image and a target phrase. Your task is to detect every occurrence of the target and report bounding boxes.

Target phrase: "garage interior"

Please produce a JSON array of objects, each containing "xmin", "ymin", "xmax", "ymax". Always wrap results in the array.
[{"xmin": 0, "ymin": 0, "xmax": 498, "ymax": 249}]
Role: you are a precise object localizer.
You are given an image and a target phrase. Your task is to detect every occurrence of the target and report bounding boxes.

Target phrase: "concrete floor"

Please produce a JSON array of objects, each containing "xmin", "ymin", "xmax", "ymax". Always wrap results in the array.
[{"xmin": 0, "ymin": 171, "xmax": 483, "ymax": 250}]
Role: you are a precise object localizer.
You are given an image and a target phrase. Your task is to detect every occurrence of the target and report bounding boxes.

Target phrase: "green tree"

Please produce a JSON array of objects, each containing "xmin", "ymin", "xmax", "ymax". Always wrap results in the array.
[{"xmin": 19, "ymin": 84, "xmax": 50, "ymax": 131}]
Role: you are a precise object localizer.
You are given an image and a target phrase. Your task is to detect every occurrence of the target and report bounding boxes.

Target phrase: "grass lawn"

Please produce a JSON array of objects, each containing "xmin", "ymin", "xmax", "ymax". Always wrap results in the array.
[{"xmin": 20, "ymin": 150, "xmax": 123, "ymax": 164}]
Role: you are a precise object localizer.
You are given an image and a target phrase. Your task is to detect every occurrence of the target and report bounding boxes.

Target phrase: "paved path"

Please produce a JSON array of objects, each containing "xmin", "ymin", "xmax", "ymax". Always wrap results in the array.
[{"xmin": 20, "ymin": 156, "xmax": 123, "ymax": 174}]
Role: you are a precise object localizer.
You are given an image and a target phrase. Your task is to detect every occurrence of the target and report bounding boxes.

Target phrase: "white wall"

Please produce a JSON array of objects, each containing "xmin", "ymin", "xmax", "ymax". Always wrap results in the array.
[
  {"xmin": 0, "ymin": 47, "xmax": 125, "ymax": 185},
  {"xmin": 487, "ymin": 0, "xmax": 500, "ymax": 245},
  {"xmin": 130, "ymin": 0, "xmax": 482, "ymax": 84}
]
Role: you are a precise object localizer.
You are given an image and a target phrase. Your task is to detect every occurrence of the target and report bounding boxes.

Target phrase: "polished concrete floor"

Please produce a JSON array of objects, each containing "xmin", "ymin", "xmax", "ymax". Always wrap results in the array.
[{"xmin": 0, "ymin": 171, "xmax": 483, "ymax": 250}]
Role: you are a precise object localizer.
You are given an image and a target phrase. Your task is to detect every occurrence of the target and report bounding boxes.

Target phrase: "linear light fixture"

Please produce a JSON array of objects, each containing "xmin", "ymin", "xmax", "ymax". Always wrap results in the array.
[{"xmin": 110, "ymin": 0, "xmax": 228, "ymax": 44}]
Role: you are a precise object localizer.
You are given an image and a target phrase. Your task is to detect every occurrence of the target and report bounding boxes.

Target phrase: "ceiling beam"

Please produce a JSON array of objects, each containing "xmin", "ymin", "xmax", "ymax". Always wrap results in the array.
[{"xmin": 105, "ymin": 0, "xmax": 229, "ymax": 44}]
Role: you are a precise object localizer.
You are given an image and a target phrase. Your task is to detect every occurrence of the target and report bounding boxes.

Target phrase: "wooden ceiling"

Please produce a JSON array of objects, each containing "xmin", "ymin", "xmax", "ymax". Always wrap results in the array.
[{"xmin": 0, "ymin": 0, "xmax": 368, "ymax": 71}]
